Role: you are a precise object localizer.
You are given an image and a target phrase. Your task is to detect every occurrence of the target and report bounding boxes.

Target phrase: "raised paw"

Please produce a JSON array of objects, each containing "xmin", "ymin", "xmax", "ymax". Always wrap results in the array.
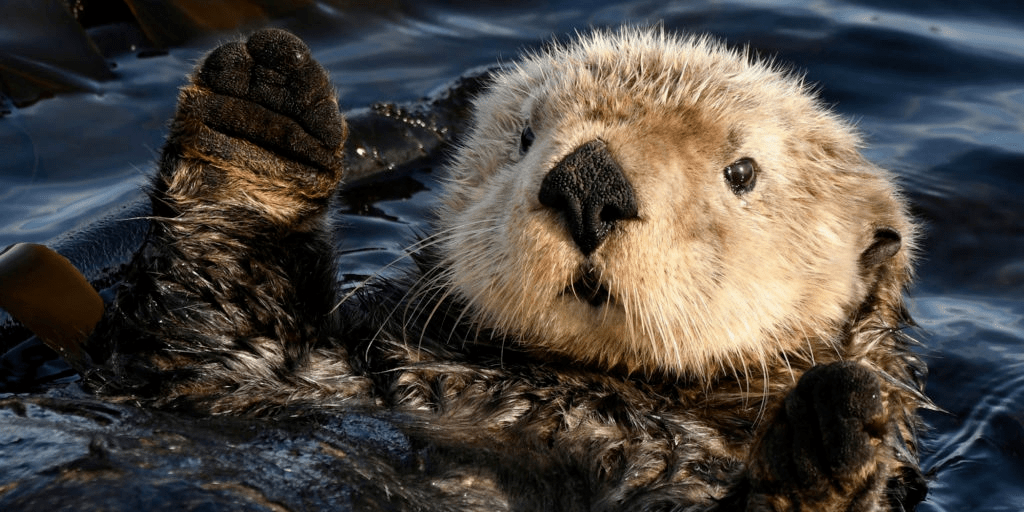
[
  {"xmin": 743, "ymin": 361, "xmax": 892, "ymax": 511},
  {"xmin": 161, "ymin": 28, "xmax": 346, "ymax": 219}
]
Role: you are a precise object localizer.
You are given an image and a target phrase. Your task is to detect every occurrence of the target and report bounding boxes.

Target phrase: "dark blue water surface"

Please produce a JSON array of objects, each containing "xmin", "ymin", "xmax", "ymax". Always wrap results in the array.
[{"xmin": 1, "ymin": 1, "xmax": 1023, "ymax": 510}]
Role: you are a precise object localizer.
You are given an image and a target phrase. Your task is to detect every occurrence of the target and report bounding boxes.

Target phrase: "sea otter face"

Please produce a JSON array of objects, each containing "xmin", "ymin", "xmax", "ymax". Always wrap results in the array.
[{"xmin": 435, "ymin": 29, "xmax": 913, "ymax": 377}]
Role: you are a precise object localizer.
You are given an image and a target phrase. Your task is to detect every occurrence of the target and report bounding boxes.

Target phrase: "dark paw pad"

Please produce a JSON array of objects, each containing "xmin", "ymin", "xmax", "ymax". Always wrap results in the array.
[
  {"xmin": 753, "ymin": 361, "xmax": 888, "ymax": 492},
  {"xmin": 184, "ymin": 28, "xmax": 345, "ymax": 174}
]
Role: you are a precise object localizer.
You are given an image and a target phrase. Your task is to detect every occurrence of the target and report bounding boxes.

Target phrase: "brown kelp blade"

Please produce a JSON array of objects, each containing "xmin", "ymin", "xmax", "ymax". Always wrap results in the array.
[{"xmin": 0, "ymin": 243, "xmax": 102, "ymax": 371}]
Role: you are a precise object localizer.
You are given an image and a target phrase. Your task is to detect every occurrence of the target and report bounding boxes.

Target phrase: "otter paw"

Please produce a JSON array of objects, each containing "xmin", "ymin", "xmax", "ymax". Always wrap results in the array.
[
  {"xmin": 746, "ymin": 362, "xmax": 889, "ymax": 507},
  {"xmin": 171, "ymin": 28, "xmax": 345, "ymax": 185}
]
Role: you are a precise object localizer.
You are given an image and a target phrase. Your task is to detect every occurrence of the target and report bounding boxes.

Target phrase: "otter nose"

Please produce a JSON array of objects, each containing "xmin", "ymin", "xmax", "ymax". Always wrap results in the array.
[{"xmin": 538, "ymin": 139, "xmax": 638, "ymax": 256}]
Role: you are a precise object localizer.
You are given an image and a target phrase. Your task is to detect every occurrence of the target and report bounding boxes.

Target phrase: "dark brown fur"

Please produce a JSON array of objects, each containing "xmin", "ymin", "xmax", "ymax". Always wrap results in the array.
[{"xmin": 78, "ymin": 29, "xmax": 928, "ymax": 511}]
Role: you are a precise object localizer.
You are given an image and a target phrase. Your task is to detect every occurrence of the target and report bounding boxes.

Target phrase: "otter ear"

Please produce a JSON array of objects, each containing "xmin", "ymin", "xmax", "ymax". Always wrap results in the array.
[
  {"xmin": 850, "ymin": 178, "xmax": 917, "ymax": 327},
  {"xmin": 860, "ymin": 227, "xmax": 901, "ymax": 268}
]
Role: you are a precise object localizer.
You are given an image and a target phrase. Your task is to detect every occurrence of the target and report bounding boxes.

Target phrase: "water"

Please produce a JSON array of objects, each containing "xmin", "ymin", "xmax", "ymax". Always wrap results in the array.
[{"xmin": 2, "ymin": 1, "xmax": 1023, "ymax": 510}]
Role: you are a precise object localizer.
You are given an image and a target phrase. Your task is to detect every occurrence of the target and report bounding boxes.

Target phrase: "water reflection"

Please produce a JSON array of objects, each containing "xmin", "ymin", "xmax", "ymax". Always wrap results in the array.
[{"xmin": 911, "ymin": 294, "xmax": 1024, "ymax": 510}]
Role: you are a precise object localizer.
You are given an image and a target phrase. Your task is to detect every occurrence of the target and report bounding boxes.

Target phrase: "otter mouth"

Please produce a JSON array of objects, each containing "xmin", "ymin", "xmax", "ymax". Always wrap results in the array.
[{"xmin": 563, "ymin": 265, "xmax": 613, "ymax": 307}]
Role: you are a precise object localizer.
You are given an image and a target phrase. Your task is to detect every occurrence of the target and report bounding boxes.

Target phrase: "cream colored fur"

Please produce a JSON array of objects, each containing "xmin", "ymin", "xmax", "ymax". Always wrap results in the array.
[{"xmin": 433, "ymin": 28, "xmax": 915, "ymax": 379}]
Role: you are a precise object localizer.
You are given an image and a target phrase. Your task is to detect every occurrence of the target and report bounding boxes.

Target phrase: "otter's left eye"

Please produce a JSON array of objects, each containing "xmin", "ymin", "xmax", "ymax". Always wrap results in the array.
[
  {"xmin": 520, "ymin": 125, "xmax": 535, "ymax": 154},
  {"xmin": 724, "ymin": 157, "xmax": 758, "ymax": 194}
]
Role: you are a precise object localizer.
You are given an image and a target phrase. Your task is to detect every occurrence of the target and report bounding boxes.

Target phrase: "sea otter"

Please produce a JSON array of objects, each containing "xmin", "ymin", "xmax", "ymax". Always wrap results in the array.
[{"xmin": 34, "ymin": 27, "xmax": 929, "ymax": 510}]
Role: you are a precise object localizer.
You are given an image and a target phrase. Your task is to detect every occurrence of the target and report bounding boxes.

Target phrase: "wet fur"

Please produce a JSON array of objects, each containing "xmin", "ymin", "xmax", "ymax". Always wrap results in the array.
[{"xmin": 81, "ymin": 28, "xmax": 928, "ymax": 511}]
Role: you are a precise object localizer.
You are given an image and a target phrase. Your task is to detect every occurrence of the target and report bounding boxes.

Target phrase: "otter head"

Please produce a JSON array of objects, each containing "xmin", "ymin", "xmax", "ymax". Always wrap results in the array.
[{"xmin": 434, "ymin": 29, "xmax": 916, "ymax": 378}]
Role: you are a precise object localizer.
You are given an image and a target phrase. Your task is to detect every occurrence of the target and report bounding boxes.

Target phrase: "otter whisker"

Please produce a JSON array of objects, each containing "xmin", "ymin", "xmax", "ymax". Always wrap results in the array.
[{"xmin": 330, "ymin": 220, "xmax": 495, "ymax": 314}]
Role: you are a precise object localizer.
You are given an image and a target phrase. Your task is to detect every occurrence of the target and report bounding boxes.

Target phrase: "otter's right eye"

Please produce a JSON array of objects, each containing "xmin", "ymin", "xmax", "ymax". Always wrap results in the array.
[
  {"xmin": 723, "ymin": 157, "xmax": 758, "ymax": 195},
  {"xmin": 520, "ymin": 125, "xmax": 535, "ymax": 154}
]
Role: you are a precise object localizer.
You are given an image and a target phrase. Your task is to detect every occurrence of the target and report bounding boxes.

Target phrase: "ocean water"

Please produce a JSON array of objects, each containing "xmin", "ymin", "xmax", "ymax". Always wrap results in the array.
[{"xmin": 1, "ymin": 0, "xmax": 1022, "ymax": 510}]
